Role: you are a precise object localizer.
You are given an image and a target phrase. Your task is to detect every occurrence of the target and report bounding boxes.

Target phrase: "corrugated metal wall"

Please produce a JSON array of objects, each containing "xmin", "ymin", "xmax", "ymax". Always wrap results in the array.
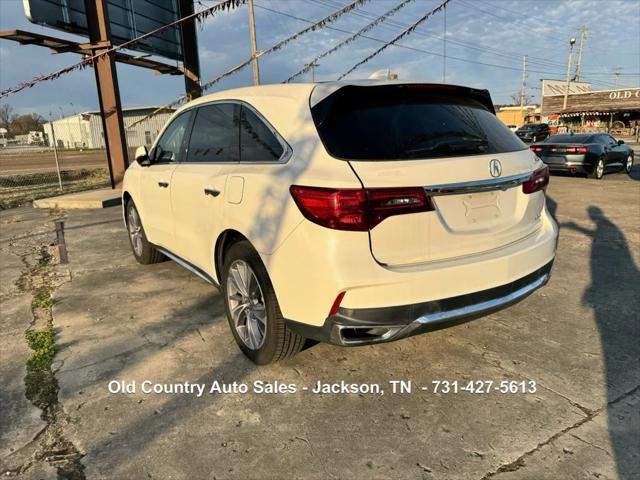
[{"xmin": 43, "ymin": 109, "xmax": 173, "ymax": 150}]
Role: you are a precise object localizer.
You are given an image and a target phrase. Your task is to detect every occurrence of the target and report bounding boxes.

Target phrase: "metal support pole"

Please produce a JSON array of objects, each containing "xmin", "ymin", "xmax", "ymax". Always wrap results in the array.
[
  {"xmin": 563, "ymin": 37, "xmax": 576, "ymax": 110},
  {"xmin": 306, "ymin": 62, "xmax": 319, "ymax": 82},
  {"xmin": 85, "ymin": 0, "xmax": 129, "ymax": 189},
  {"xmin": 519, "ymin": 55, "xmax": 526, "ymax": 126},
  {"xmin": 48, "ymin": 113, "xmax": 63, "ymax": 192},
  {"xmin": 573, "ymin": 27, "xmax": 586, "ymax": 81},
  {"xmin": 179, "ymin": 0, "xmax": 201, "ymax": 100},
  {"xmin": 442, "ymin": 3, "xmax": 447, "ymax": 83},
  {"xmin": 247, "ymin": 0, "xmax": 261, "ymax": 85}
]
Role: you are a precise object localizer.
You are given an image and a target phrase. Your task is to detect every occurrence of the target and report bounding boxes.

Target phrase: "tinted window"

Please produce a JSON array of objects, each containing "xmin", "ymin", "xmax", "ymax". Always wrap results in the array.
[
  {"xmin": 187, "ymin": 103, "xmax": 239, "ymax": 163},
  {"xmin": 240, "ymin": 106, "xmax": 284, "ymax": 162},
  {"xmin": 545, "ymin": 134, "xmax": 593, "ymax": 144},
  {"xmin": 152, "ymin": 111, "xmax": 192, "ymax": 162},
  {"xmin": 312, "ymin": 86, "xmax": 525, "ymax": 160}
]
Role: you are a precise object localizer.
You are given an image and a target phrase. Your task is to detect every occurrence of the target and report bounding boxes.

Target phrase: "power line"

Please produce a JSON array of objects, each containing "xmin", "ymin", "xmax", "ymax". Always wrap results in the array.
[
  {"xmin": 338, "ymin": 0, "xmax": 451, "ymax": 80},
  {"xmin": 129, "ymin": 0, "xmax": 371, "ymax": 128},
  {"xmin": 257, "ymin": 4, "xmax": 568, "ymax": 77},
  {"xmin": 284, "ymin": 0, "xmax": 417, "ymax": 83},
  {"xmin": 310, "ymin": 0, "xmax": 577, "ymax": 71}
]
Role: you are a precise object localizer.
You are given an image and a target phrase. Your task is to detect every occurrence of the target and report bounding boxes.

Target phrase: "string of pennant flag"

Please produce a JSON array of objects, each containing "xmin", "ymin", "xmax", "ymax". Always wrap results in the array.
[
  {"xmin": 127, "ymin": 0, "xmax": 370, "ymax": 129},
  {"xmin": 0, "ymin": 0, "xmax": 248, "ymax": 98}
]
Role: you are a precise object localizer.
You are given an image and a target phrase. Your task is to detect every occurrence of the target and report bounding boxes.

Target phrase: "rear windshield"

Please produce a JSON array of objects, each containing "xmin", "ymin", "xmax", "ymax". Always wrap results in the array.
[
  {"xmin": 311, "ymin": 85, "xmax": 526, "ymax": 160},
  {"xmin": 544, "ymin": 134, "xmax": 592, "ymax": 144}
]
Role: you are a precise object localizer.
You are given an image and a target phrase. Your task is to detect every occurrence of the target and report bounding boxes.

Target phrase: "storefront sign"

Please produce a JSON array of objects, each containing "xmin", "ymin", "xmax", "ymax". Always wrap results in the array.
[{"xmin": 608, "ymin": 90, "xmax": 640, "ymax": 100}]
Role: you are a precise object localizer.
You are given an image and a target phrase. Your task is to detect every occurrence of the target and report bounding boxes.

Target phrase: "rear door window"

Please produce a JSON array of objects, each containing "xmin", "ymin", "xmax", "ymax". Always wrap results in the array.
[
  {"xmin": 239, "ymin": 106, "xmax": 284, "ymax": 162},
  {"xmin": 311, "ymin": 85, "xmax": 526, "ymax": 160},
  {"xmin": 186, "ymin": 103, "xmax": 239, "ymax": 163}
]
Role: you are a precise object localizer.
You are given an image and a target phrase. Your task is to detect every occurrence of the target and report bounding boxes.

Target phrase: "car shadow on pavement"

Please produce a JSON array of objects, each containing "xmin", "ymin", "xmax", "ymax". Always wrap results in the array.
[{"xmin": 561, "ymin": 206, "xmax": 640, "ymax": 479}]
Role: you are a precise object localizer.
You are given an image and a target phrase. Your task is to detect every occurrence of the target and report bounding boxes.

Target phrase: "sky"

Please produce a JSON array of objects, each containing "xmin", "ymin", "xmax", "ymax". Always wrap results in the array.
[{"xmin": 0, "ymin": 0, "xmax": 639, "ymax": 117}]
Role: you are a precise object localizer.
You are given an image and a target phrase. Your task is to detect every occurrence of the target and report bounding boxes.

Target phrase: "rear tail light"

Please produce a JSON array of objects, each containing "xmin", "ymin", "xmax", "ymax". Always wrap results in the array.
[
  {"xmin": 530, "ymin": 146, "xmax": 542, "ymax": 153},
  {"xmin": 290, "ymin": 185, "xmax": 434, "ymax": 231},
  {"xmin": 522, "ymin": 166, "xmax": 549, "ymax": 194},
  {"xmin": 565, "ymin": 146, "xmax": 588, "ymax": 154}
]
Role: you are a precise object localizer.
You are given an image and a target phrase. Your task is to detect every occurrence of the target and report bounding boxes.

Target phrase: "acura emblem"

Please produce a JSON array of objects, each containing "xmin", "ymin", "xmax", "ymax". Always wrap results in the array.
[{"xmin": 489, "ymin": 159, "xmax": 502, "ymax": 177}]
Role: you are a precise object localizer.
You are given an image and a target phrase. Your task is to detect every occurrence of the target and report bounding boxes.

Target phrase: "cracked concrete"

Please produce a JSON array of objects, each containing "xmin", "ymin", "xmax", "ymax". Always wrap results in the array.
[{"xmin": 1, "ymin": 160, "xmax": 639, "ymax": 479}]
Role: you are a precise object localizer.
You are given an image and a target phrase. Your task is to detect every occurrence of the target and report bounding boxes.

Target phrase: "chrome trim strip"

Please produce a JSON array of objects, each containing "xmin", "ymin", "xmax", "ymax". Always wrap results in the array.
[
  {"xmin": 424, "ymin": 172, "xmax": 532, "ymax": 196},
  {"xmin": 411, "ymin": 273, "xmax": 548, "ymax": 326},
  {"xmin": 156, "ymin": 247, "xmax": 218, "ymax": 287}
]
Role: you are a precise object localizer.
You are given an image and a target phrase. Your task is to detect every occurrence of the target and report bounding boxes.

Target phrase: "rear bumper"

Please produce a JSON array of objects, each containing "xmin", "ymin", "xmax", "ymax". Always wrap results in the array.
[
  {"xmin": 541, "ymin": 159, "xmax": 592, "ymax": 174},
  {"xmin": 286, "ymin": 261, "xmax": 552, "ymax": 346}
]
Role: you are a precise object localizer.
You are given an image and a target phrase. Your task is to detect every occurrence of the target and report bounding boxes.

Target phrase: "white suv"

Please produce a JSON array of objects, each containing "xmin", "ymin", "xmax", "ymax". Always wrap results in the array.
[{"xmin": 123, "ymin": 82, "xmax": 558, "ymax": 364}]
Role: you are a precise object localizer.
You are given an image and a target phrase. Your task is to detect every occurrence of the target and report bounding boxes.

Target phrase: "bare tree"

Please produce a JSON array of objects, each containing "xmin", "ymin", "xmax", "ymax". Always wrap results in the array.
[
  {"xmin": 509, "ymin": 92, "xmax": 535, "ymax": 106},
  {"xmin": 0, "ymin": 104, "xmax": 13, "ymax": 135}
]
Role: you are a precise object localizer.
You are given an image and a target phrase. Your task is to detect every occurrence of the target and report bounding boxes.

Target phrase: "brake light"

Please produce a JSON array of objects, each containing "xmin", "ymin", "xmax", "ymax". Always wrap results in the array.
[
  {"xmin": 565, "ymin": 146, "xmax": 588, "ymax": 154},
  {"xmin": 530, "ymin": 146, "xmax": 542, "ymax": 153},
  {"xmin": 522, "ymin": 166, "xmax": 549, "ymax": 194},
  {"xmin": 289, "ymin": 185, "xmax": 434, "ymax": 231}
]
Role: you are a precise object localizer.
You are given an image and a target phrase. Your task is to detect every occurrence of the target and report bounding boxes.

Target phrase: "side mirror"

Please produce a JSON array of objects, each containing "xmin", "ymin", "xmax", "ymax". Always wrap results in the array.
[
  {"xmin": 617, "ymin": 139, "xmax": 625, "ymax": 145},
  {"xmin": 135, "ymin": 146, "xmax": 151, "ymax": 166}
]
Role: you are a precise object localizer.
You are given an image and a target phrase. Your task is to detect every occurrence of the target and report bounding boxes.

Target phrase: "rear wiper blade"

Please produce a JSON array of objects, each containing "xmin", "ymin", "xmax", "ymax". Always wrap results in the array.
[{"xmin": 406, "ymin": 138, "xmax": 488, "ymax": 155}]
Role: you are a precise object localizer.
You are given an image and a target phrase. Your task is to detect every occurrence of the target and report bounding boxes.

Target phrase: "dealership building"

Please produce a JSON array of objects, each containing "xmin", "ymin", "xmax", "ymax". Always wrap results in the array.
[
  {"xmin": 540, "ymin": 80, "xmax": 640, "ymax": 136},
  {"xmin": 43, "ymin": 106, "xmax": 173, "ymax": 149}
]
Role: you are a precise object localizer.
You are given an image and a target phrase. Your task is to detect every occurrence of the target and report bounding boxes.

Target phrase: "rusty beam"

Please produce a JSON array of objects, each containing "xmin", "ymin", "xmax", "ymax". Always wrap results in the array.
[
  {"xmin": 85, "ymin": 0, "xmax": 128, "ymax": 189},
  {"xmin": 179, "ymin": 0, "xmax": 201, "ymax": 100}
]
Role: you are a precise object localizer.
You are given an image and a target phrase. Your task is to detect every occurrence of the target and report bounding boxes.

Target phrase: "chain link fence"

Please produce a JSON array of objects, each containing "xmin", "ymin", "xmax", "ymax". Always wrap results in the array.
[
  {"xmin": 0, "ymin": 121, "xmax": 144, "ymax": 210},
  {"xmin": 0, "ymin": 140, "xmax": 112, "ymax": 209}
]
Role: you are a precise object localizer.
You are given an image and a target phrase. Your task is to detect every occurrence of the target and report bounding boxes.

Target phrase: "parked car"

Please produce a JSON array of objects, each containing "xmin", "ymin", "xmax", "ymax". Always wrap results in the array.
[
  {"xmin": 515, "ymin": 123, "xmax": 551, "ymax": 143},
  {"xmin": 122, "ymin": 82, "xmax": 558, "ymax": 364},
  {"xmin": 530, "ymin": 133, "xmax": 634, "ymax": 179}
]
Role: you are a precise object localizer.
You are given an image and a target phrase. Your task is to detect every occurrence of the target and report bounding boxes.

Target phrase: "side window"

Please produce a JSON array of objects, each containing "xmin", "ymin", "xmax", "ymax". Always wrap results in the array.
[
  {"xmin": 186, "ymin": 103, "xmax": 239, "ymax": 163},
  {"xmin": 605, "ymin": 135, "xmax": 618, "ymax": 146},
  {"xmin": 239, "ymin": 106, "xmax": 284, "ymax": 162},
  {"xmin": 152, "ymin": 111, "xmax": 192, "ymax": 163}
]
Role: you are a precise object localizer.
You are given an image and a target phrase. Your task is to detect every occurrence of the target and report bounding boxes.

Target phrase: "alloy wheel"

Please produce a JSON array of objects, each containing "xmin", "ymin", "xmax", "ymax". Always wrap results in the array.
[
  {"xmin": 626, "ymin": 155, "xmax": 633, "ymax": 173},
  {"xmin": 127, "ymin": 207, "xmax": 143, "ymax": 256},
  {"xmin": 226, "ymin": 260, "xmax": 267, "ymax": 350},
  {"xmin": 596, "ymin": 159, "xmax": 604, "ymax": 179}
]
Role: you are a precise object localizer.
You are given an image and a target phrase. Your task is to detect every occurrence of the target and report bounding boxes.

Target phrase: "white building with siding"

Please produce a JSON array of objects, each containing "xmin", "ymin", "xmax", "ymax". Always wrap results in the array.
[{"xmin": 43, "ymin": 107, "xmax": 174, "ymax": 149}]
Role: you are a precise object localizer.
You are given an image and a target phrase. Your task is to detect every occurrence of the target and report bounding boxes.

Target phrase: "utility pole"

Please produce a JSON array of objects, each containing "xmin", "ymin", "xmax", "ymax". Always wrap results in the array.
[
  {"xmin": 519, "ymin": 55, "xmax": 527, "ymax": 126},
  {"xmin": 84, "ymin": 0, "xmax": 129, "ymax": 189},
  {"xmin": 613, "ymin": 67, "xmax": 623, "ymax": 88},
  {"xmin": 305, "ymin": 62, "xmax": 319, "ymax": 82},
  {"xmin": 573, "ymin": 26, "xmax": 586, "ymax": 81},
  {"xmin": 563, "ymin": 36, "xmax": 577, "ymax": 110},
  {"xmin": 442, "ymin": 3, "xmax": 447, "ymax": 82},
  {"xmin": 247, "ymin": 0, "xmax": 260, "ymax": 85},
  {"xmin": 48, "ymin": 112, "xmax": 63, "ymax": 192}
]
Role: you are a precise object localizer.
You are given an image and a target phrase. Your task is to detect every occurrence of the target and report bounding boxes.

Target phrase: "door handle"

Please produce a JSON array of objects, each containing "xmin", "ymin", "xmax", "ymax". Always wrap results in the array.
[
  {"xmin": 158, "ymin": 181, "xmax": 169, "ymax": 188},
  {"xmin": 204, "ymin": 188, "xmax": 221, "ymax": 197}
]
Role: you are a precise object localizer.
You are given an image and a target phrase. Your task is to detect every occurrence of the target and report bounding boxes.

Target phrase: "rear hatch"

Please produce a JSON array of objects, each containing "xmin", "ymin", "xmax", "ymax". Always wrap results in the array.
[{"xmin": 311, "ymin": 84, "xmax": 545, "ymax": 267}]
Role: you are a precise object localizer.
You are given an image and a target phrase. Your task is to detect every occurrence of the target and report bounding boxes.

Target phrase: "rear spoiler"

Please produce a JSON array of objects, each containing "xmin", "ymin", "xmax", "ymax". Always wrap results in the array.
[{"xmin": 310, "ymin": 82, "xmax": 495, "ymax": 114}]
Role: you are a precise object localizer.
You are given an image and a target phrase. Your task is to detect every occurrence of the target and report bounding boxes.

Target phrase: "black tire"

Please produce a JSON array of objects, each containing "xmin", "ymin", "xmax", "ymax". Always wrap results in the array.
[
  {"xmin": 222, "ymin": 240, "xmax": 304, "ymax": 365},
  {"xmin": 589, "ymin": 157, "xmax": 605, "ymax": 180},
  {"xmin": 125, "ymin": 200, "xmax": 164, "ymax": 264},
  {"xmin": 625, "ymin": 154, "xmax": 634, "ymax": 174}
]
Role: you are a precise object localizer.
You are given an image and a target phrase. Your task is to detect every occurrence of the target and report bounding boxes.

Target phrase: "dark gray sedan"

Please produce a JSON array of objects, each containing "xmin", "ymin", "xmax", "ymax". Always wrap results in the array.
[{"xmin": 530, "ymin": 133, "xmax": 634, "ymax": 179}]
